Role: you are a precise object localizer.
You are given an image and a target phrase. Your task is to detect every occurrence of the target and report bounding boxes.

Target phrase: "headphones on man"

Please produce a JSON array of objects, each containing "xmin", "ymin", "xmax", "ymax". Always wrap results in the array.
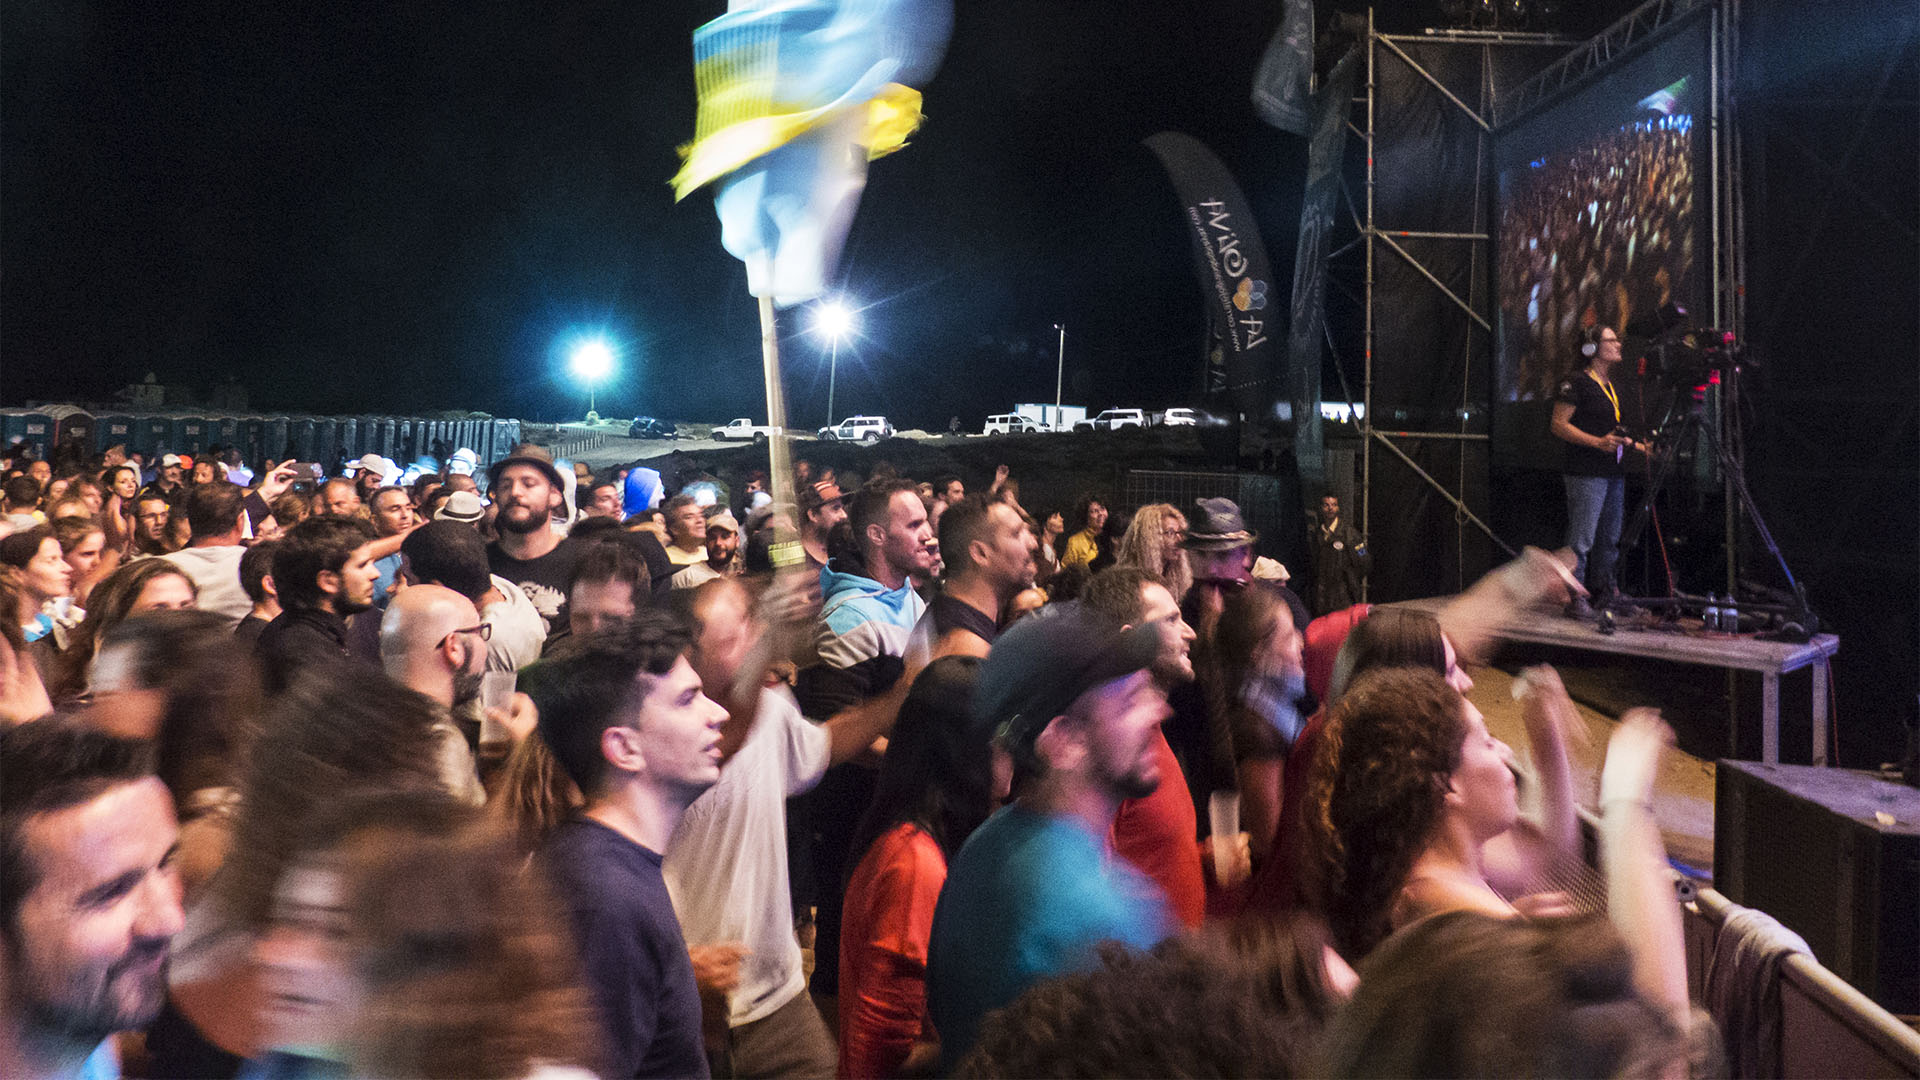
[{"xmin": 1581, "ymin": 325, "xmax": 1608, "ymax": 359}]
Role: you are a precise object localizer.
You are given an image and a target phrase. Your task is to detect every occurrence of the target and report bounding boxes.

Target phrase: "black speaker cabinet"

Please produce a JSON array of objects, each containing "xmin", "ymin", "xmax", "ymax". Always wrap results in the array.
[{"xmin": 1715, "ymin": 761, "xmax": 1920, "ymax": 1014}]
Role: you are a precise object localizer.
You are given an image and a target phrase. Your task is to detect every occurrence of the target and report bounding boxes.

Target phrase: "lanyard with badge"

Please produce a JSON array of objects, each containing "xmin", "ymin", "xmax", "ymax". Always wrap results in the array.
[{"xmin": 1588, "ymin": 370, "xmax": 1622, "ymax": 462}]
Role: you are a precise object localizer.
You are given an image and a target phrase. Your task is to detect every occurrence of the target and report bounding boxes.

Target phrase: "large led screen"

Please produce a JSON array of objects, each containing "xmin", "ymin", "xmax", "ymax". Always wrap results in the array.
[{"xmin": 1492, "ymin": 17, "xmax": 1711, "ymax": 463}]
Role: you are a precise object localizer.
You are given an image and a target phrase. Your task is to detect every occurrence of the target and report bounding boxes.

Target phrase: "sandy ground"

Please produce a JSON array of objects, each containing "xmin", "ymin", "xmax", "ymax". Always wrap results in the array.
[{"xmin": 1469, "ymin": 663, "xmax": 1717, "ymax": 873}]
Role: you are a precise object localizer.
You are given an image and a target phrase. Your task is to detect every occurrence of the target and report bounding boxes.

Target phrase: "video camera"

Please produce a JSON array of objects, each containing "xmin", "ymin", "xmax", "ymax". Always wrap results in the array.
[{"xmin": 1627, "ymin": 302, "xmax": 1745, "ymax": 387}]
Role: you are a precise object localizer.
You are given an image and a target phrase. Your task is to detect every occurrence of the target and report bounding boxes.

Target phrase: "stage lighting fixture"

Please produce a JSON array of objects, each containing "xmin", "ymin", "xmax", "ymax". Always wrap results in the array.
[{"xmin": 1503, "ymin": 0, "xmax": 1529, "ymax": 23}]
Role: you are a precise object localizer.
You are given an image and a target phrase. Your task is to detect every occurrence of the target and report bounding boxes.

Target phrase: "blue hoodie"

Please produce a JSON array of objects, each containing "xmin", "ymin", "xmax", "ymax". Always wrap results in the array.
[{"xmin": 799, "ymin": 559, "xmax": 925, "ymax": 719}]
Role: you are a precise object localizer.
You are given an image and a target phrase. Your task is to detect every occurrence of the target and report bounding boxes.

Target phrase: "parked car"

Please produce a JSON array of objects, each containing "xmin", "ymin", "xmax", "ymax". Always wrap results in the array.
[
  {"xmin": 982, "ymin": 413, "xmax": 1042, "ymax": 435},
  {"xmin": 816, "ymin": 415, "xmax": 895, "ymax": 443},
  {"xmin": 1156, "ymin": 407, "xmax": 1198, "ymax": 427},
  {"xmin": 709, "ymin": 418, "xmax": 778, "ymax": 441},
  {"xmin": 1072, "ymin": 408, "xmax": 1150, "ymax": 433},
  {"xmin": 627, "ymin": 416, "xmax": 678, "ymax": 439}
]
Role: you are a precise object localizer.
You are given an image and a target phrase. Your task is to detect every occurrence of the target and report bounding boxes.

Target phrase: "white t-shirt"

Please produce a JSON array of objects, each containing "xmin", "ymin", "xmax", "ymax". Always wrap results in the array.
[
  {"xmin": 664, "ymin": 686, "xmax": 829, "ymax": 1026},
  {"xmin": 160, "ymin": 545, "xmax": 249, "ymax": 628},
  {"xmin": 481, "ymin": 573, "xmax": 546, "ymax": 672}
]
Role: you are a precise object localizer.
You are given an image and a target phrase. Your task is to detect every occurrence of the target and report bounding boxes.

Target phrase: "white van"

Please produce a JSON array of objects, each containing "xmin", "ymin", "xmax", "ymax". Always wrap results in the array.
[{"xmin": 983, "ymin": 413, "xmax": 1041, "ymax": 435}]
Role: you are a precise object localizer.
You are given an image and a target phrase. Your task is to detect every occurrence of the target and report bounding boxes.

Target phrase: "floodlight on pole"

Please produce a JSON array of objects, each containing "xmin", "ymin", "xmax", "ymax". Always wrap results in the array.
[
  {"xmin": 812, "ymin": 298, "xmax": 858, "ymax": 426},
  {"xmin": 567, "ymin": 338, "xmax": 616, "ymax": 419}
]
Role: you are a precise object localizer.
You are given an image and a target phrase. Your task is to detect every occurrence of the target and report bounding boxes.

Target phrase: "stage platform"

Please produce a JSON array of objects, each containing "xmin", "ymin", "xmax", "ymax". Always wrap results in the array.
[{"xmin": 1388, "ymin": 596, "xmax": 1840, "ymax": 767}]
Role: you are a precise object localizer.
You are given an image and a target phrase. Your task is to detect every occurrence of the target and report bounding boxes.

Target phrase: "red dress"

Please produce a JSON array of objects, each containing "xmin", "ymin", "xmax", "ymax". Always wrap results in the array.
[{"xmin": 837, "ymin": 823, "xmax": 946, "ymax": 1079}]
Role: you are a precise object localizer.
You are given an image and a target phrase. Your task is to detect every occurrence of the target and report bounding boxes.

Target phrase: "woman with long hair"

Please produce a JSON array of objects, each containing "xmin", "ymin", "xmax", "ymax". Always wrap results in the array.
[
  {"xmin": 83, "ymin": 609, "xmax": 262, "ymax": 903},
  {"xmin": 51, "ymin": 516, "xmax": 110, "ymax": 606},
  {"xmin": 0, "ymin": 525, "xmax": 74, "ymax": 648},
  {"xmin": 100, "ymin": 464, "xmax": 142, "ymax": 555},
  {"xmin": 1247, "ymin": 606, "xmax": 1485, "ymax": 915},
  {"xmin": 251, "ymin": 791, "xmax": 600, "ymax": 1079},
  {"xmin": 1200, "ymin": 582, "xmax": 1303, "ymax": 869},
  {"xmin": 1305, "ymin": 662, "xmax": 1663, "ymax": 987},
  {"xmin": 149, "ymin": 666, "xmax": 452, "ymax": 1078},
  {"xmin": 1059, "ymin": 492, "xmax": 1111, "ymax": 571},
  {"xmin": 46, "ymin": 557, "xmax": 198, "ymax": 701},
  {"xmin": 1114, "ymin": 502, "xmax": 1192, "ymax": 604},
  {"xmin": 838, "ymin": 656, "xmax": 994, "ymax": 1079}
]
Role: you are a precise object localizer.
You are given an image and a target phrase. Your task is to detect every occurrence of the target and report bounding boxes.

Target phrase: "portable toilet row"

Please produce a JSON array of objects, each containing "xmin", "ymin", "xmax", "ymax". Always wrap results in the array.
[{"xmin": 3, "ymin": 406, "xmax": 526, "ymax": 475}]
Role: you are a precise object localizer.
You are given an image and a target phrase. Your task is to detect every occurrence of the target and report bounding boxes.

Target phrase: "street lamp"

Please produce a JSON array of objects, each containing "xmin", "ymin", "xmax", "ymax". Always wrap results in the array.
[
  {"xmin": 1052, "ymin": 323, "xmax": 1066, "ymax": 431},
  {"xmin": 568, "ymin": 338, "xmax": 615, "ymax": 420},
  {"xmin": 813, "ymin": 298, "xmax": 857, "ymax": 427}
]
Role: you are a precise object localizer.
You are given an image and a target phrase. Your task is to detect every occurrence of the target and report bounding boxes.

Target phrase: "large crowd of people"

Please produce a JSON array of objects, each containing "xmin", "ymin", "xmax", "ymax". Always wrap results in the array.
[
  {"xmin": 1499, "ymin": 114, "xmax": 1697, "ymax": 402},
  {"xmin": 0, "ymin": 436, "xmax": 1706, "ymax": 1079}
]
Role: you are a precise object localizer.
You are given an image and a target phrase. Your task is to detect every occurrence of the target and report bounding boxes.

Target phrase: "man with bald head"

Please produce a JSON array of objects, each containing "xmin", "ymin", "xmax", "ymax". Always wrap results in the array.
[{"xmin": 379, "ymin": 583, "xmax": 490, "ymax": 804}]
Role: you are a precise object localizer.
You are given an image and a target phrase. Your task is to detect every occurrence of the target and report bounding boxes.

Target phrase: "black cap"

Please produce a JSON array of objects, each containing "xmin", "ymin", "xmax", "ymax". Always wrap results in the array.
[{"xmin": 973, "ymin": 602, "xmax": 1160, "ymax": 770}]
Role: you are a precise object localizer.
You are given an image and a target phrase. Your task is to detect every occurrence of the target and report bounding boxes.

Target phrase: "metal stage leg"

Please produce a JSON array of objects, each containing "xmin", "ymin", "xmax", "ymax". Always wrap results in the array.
[
  {"xmin": 1811, "ymin": 660, "xmax": 1829, "ymax": 767},
  {"xmin": 1761, "ymin": 670, "xmax": 1779, "ymax": 765}
]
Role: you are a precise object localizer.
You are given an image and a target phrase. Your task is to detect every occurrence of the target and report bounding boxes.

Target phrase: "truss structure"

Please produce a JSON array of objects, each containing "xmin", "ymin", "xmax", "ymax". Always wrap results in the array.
[{"xmin": 1339, "ymin": 0, "xmax": 1739, "ymax": 599}]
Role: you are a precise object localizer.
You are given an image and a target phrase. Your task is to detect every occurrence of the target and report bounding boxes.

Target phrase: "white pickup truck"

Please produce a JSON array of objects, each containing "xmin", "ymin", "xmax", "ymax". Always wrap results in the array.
[{"xmin": 708, "ymin": 418, "xmax": 778, "ymax": 441}]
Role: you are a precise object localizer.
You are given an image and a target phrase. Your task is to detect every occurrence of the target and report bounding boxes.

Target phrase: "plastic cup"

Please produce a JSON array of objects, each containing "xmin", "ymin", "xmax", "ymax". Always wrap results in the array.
[
  {"xmin": 1209, "ymin": 790, "xmax": 1242, "ymax": 882},
  {"xmin": 479, "ymin": 671, "xmax": 517, "ymax": 743}
]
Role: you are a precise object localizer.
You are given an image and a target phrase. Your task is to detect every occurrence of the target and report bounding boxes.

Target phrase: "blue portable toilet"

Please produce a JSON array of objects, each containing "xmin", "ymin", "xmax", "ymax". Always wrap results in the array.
[
  {"xmin": 233, "ymin": 416, "xmax": 265, "ymax": 467},
  {"xmin": 96, "ymin": 413, "xmax": 137, "ymax": 455},
  {"xmin": 262, "ymin": 416, "xmax": 292, "ymax": 462},
  {"xmin": 210, "ymin": 414, "xmax": 241, "ymax": 450},
  {"xmin": 139, "ymin": 415, "xmax": 175, "ymax": 459},
  {"xmin": 313, "ymin": 417, "xmax": 343, "ymax": 470},
  {"xmin": 336, "ymin": 417, "xmax": 361, "ymax": 460},
  {"xmin": 172, "ymin": 416, "xmax": 211, "ymax": 455},
  {"xmin": 0, "ymin": 410, "xmax": 38, "ymax": 459},
  {"xmin": 288, "ymin": 417, "xmax": 319, "ymax": 464},
  {"xmin": 46, "ymin": 405, "xmax": 94, "ymax": 455}
]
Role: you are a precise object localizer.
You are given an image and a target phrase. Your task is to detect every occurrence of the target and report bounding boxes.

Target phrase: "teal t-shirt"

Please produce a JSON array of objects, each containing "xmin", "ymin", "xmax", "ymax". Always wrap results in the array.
[{"xmin": 927, "ymin": 803, "xmax": 1172, "ymax": 1072}]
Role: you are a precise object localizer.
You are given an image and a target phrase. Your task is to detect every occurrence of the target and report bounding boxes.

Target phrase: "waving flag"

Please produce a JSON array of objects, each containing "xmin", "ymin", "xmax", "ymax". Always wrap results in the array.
[{"xmin": 673, "ymin": 0, "xmax": 952, "ymax": 308}]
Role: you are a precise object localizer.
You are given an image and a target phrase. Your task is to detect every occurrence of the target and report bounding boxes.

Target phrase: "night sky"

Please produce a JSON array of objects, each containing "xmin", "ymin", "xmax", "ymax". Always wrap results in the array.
[{"xmin": 3, "ymin": 1, "xmax": 1623, "ymax": 426}]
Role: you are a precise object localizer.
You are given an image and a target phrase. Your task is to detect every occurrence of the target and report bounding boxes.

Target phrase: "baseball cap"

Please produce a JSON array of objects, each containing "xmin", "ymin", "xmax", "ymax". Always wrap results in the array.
[
  {"xmin": 705, "ymin": 509, "xmax": 740, "ymax": 535},
  {"xmin": 972, "ymin": 602, "xmax": 1160, "ymax": 770},
  {"xmin": 345, "ymin": 452, "xmax": 385, "ymax": 475},
  {"xmin": 160, "ymin": 453, "xmax": 184, "ymax": 468},
  {"xmin": 798, "ymin": 479, "xmax": 843, "ymax": 512},
  {"xmin": 448, "ymin": 448, "xmax": 479, "ymax": 476},
  {"xmin": 436, "ymin": 490, "xmax": 485, "ymax": 523}
]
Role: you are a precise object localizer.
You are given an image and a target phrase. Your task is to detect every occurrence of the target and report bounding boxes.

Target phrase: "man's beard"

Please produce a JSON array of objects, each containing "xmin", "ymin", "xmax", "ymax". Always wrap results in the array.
[
  {"xmin": 333, "ymin": 589, "xmax": 373, "ymax": 616},
  {"xmin": 453, "ymin": 668, "xmax": 483, "ymax": 708},
  {"xmin": 1098, "ymin": 744, "xmax": 1161, "ymax": 802},
  {"xmin": 495, "ymin": 503, "xmax": 548, "ymax": 535},
  {"xmin": 8, "ymin": 938, "xmax": 170, "ymax": 1050}
]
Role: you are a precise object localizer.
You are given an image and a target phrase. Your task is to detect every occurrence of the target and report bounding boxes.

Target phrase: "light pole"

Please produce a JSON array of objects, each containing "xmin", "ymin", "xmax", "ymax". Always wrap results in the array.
[
  {"xmin": 1052, "ymin": 323, "xmax": 1066, "ymax": 430},
  {"xmin": 813, "ymin": 298, "xmax": 856, "ymax": 427},
  {"xmin": 567, "ymin": 338, "xmax": 615, "ymax": 420}
]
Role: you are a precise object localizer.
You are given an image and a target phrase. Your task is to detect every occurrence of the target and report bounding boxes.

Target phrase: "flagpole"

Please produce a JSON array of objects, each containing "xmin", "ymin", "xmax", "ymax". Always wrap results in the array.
[{"xmin": 758, "ymin": 295, "xmax": 804, "ymax": 568}]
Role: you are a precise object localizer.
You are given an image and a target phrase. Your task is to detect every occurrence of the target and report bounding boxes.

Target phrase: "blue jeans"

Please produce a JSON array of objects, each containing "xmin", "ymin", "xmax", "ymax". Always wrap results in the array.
[{"xmin": 1564, "ymin": 474, "xmax": 1625, "ymax": 600}]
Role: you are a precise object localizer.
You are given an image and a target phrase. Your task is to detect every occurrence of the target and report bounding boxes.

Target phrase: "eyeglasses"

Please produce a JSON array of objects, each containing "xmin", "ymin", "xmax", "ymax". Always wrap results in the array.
[{"xmin": 438, "ymin": 623, "xmax": 491, "ymax": 649}]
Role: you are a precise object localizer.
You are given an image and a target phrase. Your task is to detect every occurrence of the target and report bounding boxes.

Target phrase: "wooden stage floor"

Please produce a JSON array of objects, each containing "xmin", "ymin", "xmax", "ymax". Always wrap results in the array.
[{"xmin": 1464, "ymin": 663, "xmax": 1718, "ymax": 874}]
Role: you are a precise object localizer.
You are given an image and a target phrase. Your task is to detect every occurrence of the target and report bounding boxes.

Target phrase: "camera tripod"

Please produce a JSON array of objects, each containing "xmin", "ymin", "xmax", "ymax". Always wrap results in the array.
[{"xmin": 1614, "ymin": 370, "xmax": 1818, "ymax": 640}]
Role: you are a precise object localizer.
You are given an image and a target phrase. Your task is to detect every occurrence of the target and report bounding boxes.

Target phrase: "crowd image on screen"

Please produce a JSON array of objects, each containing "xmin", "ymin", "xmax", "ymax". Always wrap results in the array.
[
  {"xmin": 0, "ymin": 429, "xmax": 1722, "ymax": 1080},
  {"xmin": 1499, "ymin": 112, "xmax": 1697, "ymax": 401}
]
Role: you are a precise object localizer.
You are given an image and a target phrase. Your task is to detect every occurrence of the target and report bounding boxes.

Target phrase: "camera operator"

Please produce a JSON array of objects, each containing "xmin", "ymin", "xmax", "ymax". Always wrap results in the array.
[{"xmin": 1550, "ymin": 324, "xmax": 1647, "ymax": 618}]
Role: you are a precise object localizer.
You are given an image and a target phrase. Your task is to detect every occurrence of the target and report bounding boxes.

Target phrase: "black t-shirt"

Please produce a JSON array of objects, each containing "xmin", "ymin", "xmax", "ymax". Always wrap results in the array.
[
  {"xmin": 540, "ymin": 818, "xmax": 709, "ymax": 1080},
  {"xmin": 1555, "ymin": 369, "xmax": 1625, "ymax": 477},
  {"xmin": 487, "ymin": 535, "xmax": 581, "ymax": 636},
  {"xmin": 930, "ymin": 592, "xmax": 1000, "ymax": 648}
]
